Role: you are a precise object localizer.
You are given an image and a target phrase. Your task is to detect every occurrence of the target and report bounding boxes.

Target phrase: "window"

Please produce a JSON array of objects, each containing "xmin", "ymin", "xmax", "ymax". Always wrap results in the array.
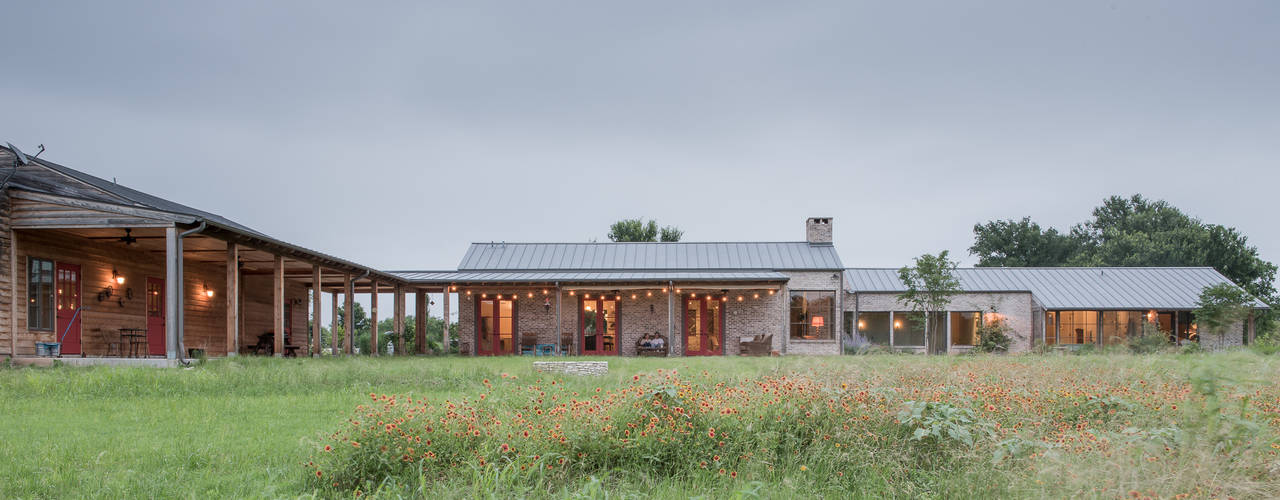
[
  {"xmin": 950, "ymin": 311, "xmax": 981, "ymax": 346},
  {"xmin": 1057, "ymin": 311, "xmax": 1097, "ymax": 345},
  {"xmin": 857, "ymin": 312, "xmax": 890, "ymax": 345},
  {"xmin": 789, "ymin": 291, "xmax": 834, "ymax": 340},
  {"xmin": 893, "ymin": 312, "xmax": 926, "ymax": 347},
  {"xmin": 843, "ymin": 311, "xmax": 854, "ymax": 336},
  {"xmin": 27, "ymin": 258, "xmax": 54, "ymax": 330},
  {"xmin": 1101, "ymin": 311, "xmax": 1143, "ymax": 346}
]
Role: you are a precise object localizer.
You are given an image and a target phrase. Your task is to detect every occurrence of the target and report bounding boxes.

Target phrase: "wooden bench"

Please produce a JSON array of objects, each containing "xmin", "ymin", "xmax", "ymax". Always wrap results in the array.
[
  {"xmin": 739, "ymin": 334, "xmax": 772, "ymax": 356},
  {"xmin": 636, "ymin": 335, "xmax": 668, "ymax": 357}
]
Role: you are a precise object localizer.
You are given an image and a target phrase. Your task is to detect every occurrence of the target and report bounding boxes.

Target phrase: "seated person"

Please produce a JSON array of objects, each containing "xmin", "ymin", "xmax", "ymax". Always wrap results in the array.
[
  {"xmin": 649, "ymin": 334, "xmax": 665, "ymax": 348},
  {"xmin": 639, "ymin": 334, "xmax": 654, "ymax": 348}
]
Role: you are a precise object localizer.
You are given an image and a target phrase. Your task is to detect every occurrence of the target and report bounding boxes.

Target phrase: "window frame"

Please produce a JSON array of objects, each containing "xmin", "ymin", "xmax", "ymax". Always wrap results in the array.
[
  {"xmin": 789, "ymin": 290, "xmax": 835, "ymax": 340},
  {"xmin": 27, "ymin": 257, "xmax": 55, "ymax": 331}
]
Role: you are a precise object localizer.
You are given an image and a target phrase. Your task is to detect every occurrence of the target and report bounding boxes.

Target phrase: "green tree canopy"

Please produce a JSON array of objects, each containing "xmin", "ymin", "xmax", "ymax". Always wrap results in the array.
[
  {"xmin": 608, "ymin": 218, "xmax": 683, "ymax": 242},
  {"xmin": 1194, "ymin": 283, "xmax": 1254, "ymax": 345},
  {"xmin": 970, "ymin": 194, "xmax": 1277, "ymax": 311},
  {"xmin": 897, "ymin": 251, "xmax": 963, "ymax": 351}
]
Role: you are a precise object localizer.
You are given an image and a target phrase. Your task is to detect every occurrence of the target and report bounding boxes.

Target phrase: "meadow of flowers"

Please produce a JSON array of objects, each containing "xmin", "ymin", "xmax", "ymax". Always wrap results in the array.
[{"xmin": 309, "ymin": 353, "xmax": 1280, "ymax": 499}]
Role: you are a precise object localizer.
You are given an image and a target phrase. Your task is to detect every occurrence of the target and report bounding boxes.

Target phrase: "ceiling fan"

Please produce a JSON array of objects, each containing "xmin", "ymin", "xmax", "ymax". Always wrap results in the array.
[{"xmin": 118, "ymin": 228, "xmax": 138, "ymax": 245}]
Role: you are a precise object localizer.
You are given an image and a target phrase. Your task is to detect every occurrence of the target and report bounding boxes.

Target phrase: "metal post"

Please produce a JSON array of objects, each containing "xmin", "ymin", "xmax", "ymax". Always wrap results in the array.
[{"xmin": 164, "ymin": 226, "xmax": 179, "ymax": 360}]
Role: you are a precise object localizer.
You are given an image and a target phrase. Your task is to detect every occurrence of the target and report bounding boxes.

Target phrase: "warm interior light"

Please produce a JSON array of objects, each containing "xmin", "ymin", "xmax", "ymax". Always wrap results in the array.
[
  {"xmin": 894, "ymin": 319, "xmax": 902, "ymax": 329},
  {"xmin": 857, "ymin": 320, "xmax": 866, "ymax": 329},
  {"xmin": 542, "ymin": 289, "xmax": 548, "ymax": 295},
  {"xmin": 481, "ymin": 293, "xmax": 487, "ymax": 298},
  {"xmin": 690, "ymin": 293, "xmax": 696, "ymax": 298},
  {"xmin": 753, "ymin": 293, "xmax": 760, "ymax": 299},
  {"xmin": 204, "ymin": 285, "xmax": 215, "ymax": 298},
  {"xmin": 810, "ymin": 316, "xmax": 824, "ymax": 328}
]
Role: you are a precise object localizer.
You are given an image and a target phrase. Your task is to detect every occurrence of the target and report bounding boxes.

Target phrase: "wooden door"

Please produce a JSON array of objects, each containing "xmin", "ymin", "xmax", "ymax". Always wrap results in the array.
[
  {"xmin": 476, "ymin": 298, "xmax": 515, "ymax": 356},
  {"xmin": 55, "ymin": 263, "xmax": 82, "ymax": 354},
  {"xmin": 146, "ymin": 277, "xmax": 166, "ymax": 356},
  {"xmin": 579, "ymin": 297, "xmax": 618, "ymax": 355},
  {"xmin": 684, "ymin": 296, "xmax": 723, "ymax": 356}
]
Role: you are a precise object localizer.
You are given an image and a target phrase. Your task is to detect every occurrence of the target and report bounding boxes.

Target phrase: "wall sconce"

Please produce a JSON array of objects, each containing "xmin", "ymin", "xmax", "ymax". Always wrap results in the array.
[
  {"xmin": 894, "ymin": 319, "xmax": 903, "ymax": 329},
  {"xmin": 112, "ymin": 268, "xmax": 125, "ymax": 285},
  {"xmin": 203, "ymin": 283, "xmax": 215, "ymax": 298}
]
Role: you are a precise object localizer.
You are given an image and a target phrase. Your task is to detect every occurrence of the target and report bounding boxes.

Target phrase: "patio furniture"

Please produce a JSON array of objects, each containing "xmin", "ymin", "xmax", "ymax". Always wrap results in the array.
[
  {"xmin": 249, "ymin": 332, "xmax": 274, "ymax": 355},
  {"xmin": 120, "ymin": 328, "xmax": 147, "ymax": 357},
  {"xmin": 636, "ymin": 334, "xmax": 668, "ymax": 357},
  {"xmin": 740, "ymin": 334, "xmax": 772, "ymax": 356},
  {"xmin": 520, "ymin": 335, "xmax": 538, "ymax": 356},
  {"xmin": 535, "ymin": 343, "xmax": 557, "ymax": 356},
  {"xmin": 559, "ymin": 333, "xmax": 572, "ymax": 356},
  {"xmin": 97, "ymin": 328, "xmax": 122, "ymax": 357}
]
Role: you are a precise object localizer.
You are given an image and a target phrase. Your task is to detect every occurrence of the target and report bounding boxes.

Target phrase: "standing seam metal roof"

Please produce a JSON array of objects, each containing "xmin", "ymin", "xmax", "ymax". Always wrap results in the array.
[
  {"xmin": 844, "ymin": 267, "xmax": 1268, "ymax": 310},
  {"xmin": 457, "ymin": 242, "xmax": 843, "ymax": 271}
]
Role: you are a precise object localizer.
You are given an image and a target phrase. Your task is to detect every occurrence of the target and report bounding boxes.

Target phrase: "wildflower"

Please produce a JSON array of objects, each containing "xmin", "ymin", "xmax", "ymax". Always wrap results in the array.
[{"xmin": 800, "ymin": 465, "xmax": 807, "ymax": 471}]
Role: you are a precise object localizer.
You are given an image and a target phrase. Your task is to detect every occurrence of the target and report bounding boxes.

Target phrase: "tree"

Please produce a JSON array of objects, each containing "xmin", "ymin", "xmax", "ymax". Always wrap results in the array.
[
  {"xmin": 970, "ymin": 217, "xmax": 1080, "ymax": 267},
  {"xmin": 898, "ymin": 251, "xmax": 962, "ymax": 353},
  {"xmin": 1194, "ymin": 283, "xmax": 1254, "ymax": 348},
  {"xmin": 608, "ymin": 218, "xmax": 682, "ymax": 242}
]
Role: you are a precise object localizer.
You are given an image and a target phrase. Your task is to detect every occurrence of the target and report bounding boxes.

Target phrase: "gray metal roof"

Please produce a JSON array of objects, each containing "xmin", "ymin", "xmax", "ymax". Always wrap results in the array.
[
  {"xmin": 845, "ymin": 267, "xmax": 1269, "ymax": 310},
  {"xmin": 456, "ymin": 242, "xmax": 843, "ymax": 271},
  {"xmin": 389, "ymin": 270, "xmax": 789, "ymax": 284}
]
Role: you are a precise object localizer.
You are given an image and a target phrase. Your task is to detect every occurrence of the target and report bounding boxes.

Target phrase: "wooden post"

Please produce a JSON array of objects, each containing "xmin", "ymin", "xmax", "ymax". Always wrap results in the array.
[
  {"xmin": 394, "ymin": 285, "xmax": 405, "ymax": 355},
  {"xmin": 370, "ymin": 281, "xmax": 379, "ymax": 356},
  {"xmin": 225, "ymin": 243, "xmax": 239, "ymax": 356},
  {"xmin": 164, "ymin": 226, "xmax": 180, "ymax": 360},
  {"xmin": 272, "ymin": 255, "xmax": 285, "ymax": 357},
  {"xmin": 9, "ymin": 230, "xmax": 17, "ymax": 356},
  {"xmin": 441, "ymin": 287, "xmax": 451, "ymax": 355},
  {"xmin": 312, "ymin": 265, "xmax": 322, "ymax": 356},
  {"xmin": 415, "ymin": 291, "xmax": 427, "ymax": 354},
  {"xmin": 344, "ymin": 274, "xmax": 354, "ymax": 355},
  {"xmin": 331, "ymin": 288, "xmax": 339, "ymax": 355}
]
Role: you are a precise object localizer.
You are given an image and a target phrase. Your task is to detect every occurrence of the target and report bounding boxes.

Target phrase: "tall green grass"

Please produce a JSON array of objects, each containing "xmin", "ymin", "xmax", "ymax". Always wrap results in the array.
[{"xmin": 2, "ymin": 352, "xmax": 1278, "ymax": 499}]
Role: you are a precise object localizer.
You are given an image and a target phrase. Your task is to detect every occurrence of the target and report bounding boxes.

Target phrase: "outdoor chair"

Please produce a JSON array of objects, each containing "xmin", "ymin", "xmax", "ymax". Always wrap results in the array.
[
  {"xmin": 520, "ymin": 335, "xmax": 538, "ymax": 356},
  {"xmin": 96, "ymin": 328, "xmax": 122, "ymax": 357},
  {"xmin": 740, "ymin": 334, "xmax": 772, "ymax": 356},
  {"xmin": 250, "ymin": 332, "xmax": 274, "ymax": 355},
  {"xmin": 559, "ymin": 333, "xmax": 572, "ymax": 356}
]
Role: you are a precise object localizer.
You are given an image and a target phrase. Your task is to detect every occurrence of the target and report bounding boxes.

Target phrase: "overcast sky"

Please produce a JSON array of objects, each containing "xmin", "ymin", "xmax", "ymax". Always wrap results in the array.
[{"xmin": 3, "ymin": 1, "xmax": 1277, "ymax": 279}]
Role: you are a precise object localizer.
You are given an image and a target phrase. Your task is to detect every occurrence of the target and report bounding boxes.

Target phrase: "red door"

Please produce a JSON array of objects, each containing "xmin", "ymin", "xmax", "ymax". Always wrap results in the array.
[
  {"xmin": 55, "ymin": 263, "xmax": 82, "ymax": 354},
  {"xmin": 683, "ymin": 295, "xmax": 724, "ymax": 356},
  {"xmin": 579, "ymin": 296, "xmax": 618, "ymax": 355},
  {"xmin": 146, "ymin": 277, "xmax": 166, "ymax": 356},
  {"xmin": 476, "ymin": 298, "xmax": 515, "ymax": 355}
]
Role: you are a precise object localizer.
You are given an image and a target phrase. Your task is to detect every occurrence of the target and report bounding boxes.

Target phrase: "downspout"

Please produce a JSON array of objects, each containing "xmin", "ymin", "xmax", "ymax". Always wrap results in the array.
[
  {"xmin": 554, "ymin": 281, "xmax": 562, "ymax": 355},
  {"xmin": 176, "ymin": 221, "xmax": 207, "ymax": 364},
  {"xmin": 668, "ymin": 280, "xmax": 674, "ymax": 357}
]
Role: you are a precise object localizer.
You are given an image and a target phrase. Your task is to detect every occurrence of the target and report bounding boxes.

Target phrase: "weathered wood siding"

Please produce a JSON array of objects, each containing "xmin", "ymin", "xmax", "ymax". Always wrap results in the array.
[
  {"xmin": 4, "ymin": 229, "xmax": 303, "ymax": 357},
  {"xmin": 0, "ymin": 189, "xmax": 13, "ymax": 355}
]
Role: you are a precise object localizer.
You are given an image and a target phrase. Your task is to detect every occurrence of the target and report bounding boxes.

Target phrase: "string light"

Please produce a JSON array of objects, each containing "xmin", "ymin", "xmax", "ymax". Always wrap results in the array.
[
  {"xmin": 481, "ymin": 293, "xmax": 487, "ymax": 298},
  {"xmin": 584, "ymin": 293, "xmax": 590, "ymax": 299},
  {"xmin": 631, "ymin": 293, "xmax": 637, "ymax": 299},
  {"xmin": 466, "ymin": 290, "xmax": 472, "ymax": 296},
  {"xmin": 737, "ymin": 296, "xmax": 744, "ymax": 301},
  {"xmin": 569, "ymin": 290, "xmax": 576, "ymax": 296},
  {"xmin": 646, "ymin": 291, "xmax": 653, "ymax": 297},
  {"xmin": 768, "ymin": 290, "xmax": 775, "ymax": 295},
  {"xmin": 676, "ymin": 288, "xmax": 682, "ymax": 294},
  {"xmin": 690, "ymin": 293, "xmax": 696, "ymax": 298},
  {"xmin": 528, "ymin": 292, "xmax": 534, "ymax": 298},
  {"xmin": 542, "ymin": 289, "xmax": 548, "ymax": 295},
  {"xmin": 753, "ymin": 293, "xmax": 759, "ymax": 299},
  {"xmin": 720, "ymin": 296, "xmax": 727, "ymax": 302},
  {"xmin": 661, "ymin": 287, "xmax": 668, "ymax": 293}
]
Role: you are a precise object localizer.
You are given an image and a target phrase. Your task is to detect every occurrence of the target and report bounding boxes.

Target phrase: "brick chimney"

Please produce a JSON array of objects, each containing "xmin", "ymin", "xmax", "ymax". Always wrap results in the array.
[{"xmin": 806, "ymin": 217, "xmax": 832, "ymax": 244}]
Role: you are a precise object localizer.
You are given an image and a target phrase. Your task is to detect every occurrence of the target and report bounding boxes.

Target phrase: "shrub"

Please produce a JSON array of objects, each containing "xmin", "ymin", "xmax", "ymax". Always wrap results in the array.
[
  {"xmin": 974, "ymin": 318, "xmax": 1013, "ymax": 353},
  {"xmin": 1128, "ymin": 323, "xmax": 1173, "ymax": 354}
]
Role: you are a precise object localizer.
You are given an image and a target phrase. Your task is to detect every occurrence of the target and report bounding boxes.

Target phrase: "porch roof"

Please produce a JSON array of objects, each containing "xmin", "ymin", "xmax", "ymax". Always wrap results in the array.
[
  {"xmin": 387, "ymin": 270, "xmax": 789, "ymax": 284},
  {"xmin": 456, "ymin": 242, "xmax": 843, "ymax": 272}
]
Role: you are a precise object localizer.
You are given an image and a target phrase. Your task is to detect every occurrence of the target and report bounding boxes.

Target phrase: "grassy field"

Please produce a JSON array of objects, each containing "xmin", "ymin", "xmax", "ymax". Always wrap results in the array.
[{"xmin": 2, "ymin": 353, "xmax": 1279, "ymax": 499}]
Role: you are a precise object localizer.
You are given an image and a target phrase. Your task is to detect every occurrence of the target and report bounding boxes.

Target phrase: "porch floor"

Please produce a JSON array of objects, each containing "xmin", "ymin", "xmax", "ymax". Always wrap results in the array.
[{"xmin": 11, "ymin": 356, "xmax": 185, "ymax": 368}]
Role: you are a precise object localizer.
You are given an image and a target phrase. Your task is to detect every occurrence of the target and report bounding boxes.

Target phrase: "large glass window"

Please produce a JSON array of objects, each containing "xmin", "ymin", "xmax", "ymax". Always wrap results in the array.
[
  {"xmin": 1176, "ymin": 311, "xmax": 1197, "ymax": 344},
  {"xmin": 857, "ymin": 312, "xmax": 890, "ymax": 345},
  {"xmin": 1057, "ymin": 311, "xmax": 1097, "ymax": 345},
  {"xmin": 950, "ymin": 311, "xmax": 981, "ymax": 346},
  {"xmin": 27, "ymin": 258, "xmax": 54, "ymax": 330},
  {"xmin": 893, "ymin": 311, "xmax": 926, "ymax": 347},
  {"xmin": 1101, "ymin": 311, "xmax": 1143, "ymax": 346},
  {"xmin": 789, "ymin": 291, "xmax": 834, "ymax": 340}
]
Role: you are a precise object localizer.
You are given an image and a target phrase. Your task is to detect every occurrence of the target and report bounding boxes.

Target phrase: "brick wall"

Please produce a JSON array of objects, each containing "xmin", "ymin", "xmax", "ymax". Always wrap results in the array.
[{"xmin": 781, "ymin": 271, "xmax": 843, "ymax": 355}]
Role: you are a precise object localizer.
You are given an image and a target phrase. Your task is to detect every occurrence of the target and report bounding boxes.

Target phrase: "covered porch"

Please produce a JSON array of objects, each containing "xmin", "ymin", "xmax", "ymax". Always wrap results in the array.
[
  {"xmin": 3, "ymin": 188, "xmax": 418, "ymax": 362},
  {"xmin": 391, "ymin": 271, "xmax": 787, "ymax": 357}
]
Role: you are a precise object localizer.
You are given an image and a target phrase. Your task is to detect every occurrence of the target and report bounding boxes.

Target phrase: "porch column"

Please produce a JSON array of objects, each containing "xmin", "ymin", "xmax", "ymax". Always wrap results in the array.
[
  {"xmin": 8, "ymin": 231, "xmax": 16, "ymax": 356},
  {"xmin": 226, "ymin": 243, "xmax": 239, "ymax": 356},
  {"xmin": 394, "ymin": 285, "xmax": 405, "ymax": 355},
  {"xmin": 666, "ymin": 282, "xmax": 675, "ymax": 357},
  {"xmin": 442, "ymin": 287, "xmax": 451, "ymax": 355},
  {"xmin": 272, "ymin": 255, "xmax": 285, "ymax": 357},
  {"xmin": 344, "ymin": 274, "xmax": 354, "ymax": 355},
  {"xmin": 312, "ymin": 265, "xmax": 322, "ymax": 356},
  {"xmin": 164, "ymin": 226, "xmax": 180, "ymax": 360},
  {"xmin": 370, "ymin": 281, "xmax": 379, "ymax": 356},
  {"xmin": 414, "ymin": 291, "xmax": 427, "ymax": 354},
  {"xmin": 1248, "ymin": 312, "xmax": 1256, "ymax": 345},
  {"xmin": 331, "ymin": 288, "xmax": 339, "ymax": 355}
]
